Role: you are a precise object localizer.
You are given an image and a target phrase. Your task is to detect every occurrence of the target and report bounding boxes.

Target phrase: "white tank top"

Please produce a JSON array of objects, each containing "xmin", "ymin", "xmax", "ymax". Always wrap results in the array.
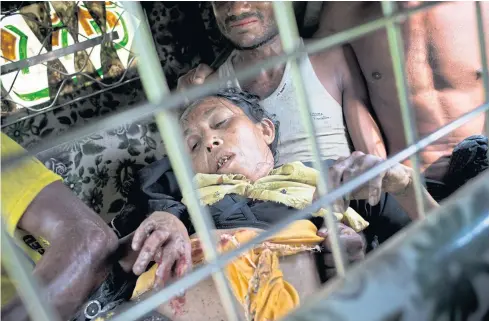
[{"xmin": 218, "ymin": 50, "xmax": 352, "ymax": 166}]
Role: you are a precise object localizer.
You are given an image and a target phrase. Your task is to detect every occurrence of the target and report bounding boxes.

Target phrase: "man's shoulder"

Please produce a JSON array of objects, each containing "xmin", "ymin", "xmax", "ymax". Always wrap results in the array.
[
  {"xmin": 306, "ymin": 41, "xmax": 346, "ymax": 70},
  {"xmin": 315, "ymin": 1, "xmax": 365, "ymax": 37}
]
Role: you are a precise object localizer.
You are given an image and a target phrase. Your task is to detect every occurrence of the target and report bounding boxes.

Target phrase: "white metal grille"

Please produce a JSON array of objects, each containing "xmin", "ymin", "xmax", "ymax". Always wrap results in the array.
[{"xmin": 1, "ymin": 2, "xmax": 488, "ymax": 321}]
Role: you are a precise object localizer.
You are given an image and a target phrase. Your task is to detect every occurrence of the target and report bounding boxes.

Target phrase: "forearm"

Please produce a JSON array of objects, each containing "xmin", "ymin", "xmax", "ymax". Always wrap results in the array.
[
  {"xmin": 348, "ymin": 109, "xmax": 387, "ymax": 159},
  {"xmin": 6, "ymin": 181, "xmax": 119, "ymax": 320},
  {"xmin": 2, "ymin": 234, "xmax": 116, "ymax": 321},
  {"xmin": 392, "ymin": 179, "xmax": 439, "ymax": 220},
  {"xmin": 34, "ymin": 226, "xmax": 116, "ymax": 318}
]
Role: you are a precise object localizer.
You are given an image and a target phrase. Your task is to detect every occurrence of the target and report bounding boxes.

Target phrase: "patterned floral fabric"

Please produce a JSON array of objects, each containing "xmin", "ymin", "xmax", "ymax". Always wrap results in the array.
[
  {"xmin": 1, "ymin": 2, "xmax": 322, "ymax": 223},
  {"xmin": 1, "ymin": 2, "xmax": 229, "ymax": 222},
  {"xmin": 35, "ymin": 119, "xmax": 166, "ymax": 222}
]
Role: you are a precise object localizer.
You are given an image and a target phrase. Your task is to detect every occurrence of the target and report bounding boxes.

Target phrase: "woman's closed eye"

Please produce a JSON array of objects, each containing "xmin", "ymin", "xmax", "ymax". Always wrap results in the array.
[
  {"xmin": 214, "ymin": 118, "xmax": 228, "ymax": 128},
  {"xmin": 188, "ymin": 136, "xmax": 201, "ymax": 152}
]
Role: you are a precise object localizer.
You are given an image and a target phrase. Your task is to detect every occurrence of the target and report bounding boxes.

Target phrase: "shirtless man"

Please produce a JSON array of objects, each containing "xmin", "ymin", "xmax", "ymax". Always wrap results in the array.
[
  {"xmin": 117, "ymin": 89, "xmax": 431, "ymax": 321},
  {"xmin": 180, "ymin": 1, "xmax": 489, "ymax": 202},
  {"xmin": 178, "ymin": 1, "xmax": 387, "ymax": 163},
  {"xmin": 177, "ymin": 0, "xmax": 419, "ymax": 260},
  {"xmin": 309, "ymin": 1, "xmax": 489, "ymax": 201}
]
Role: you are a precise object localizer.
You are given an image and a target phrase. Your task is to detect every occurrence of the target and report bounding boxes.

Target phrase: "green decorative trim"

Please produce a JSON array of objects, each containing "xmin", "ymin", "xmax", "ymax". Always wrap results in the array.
[
  {"xmin": 13, "ymin": 87, "xmax": 49, "ymax": 101},
  {"xmin": 90, "ymin": 20, "xmax": 102, "ymax": 34},
  {"xmin": 61, "ymin": 29, "xmax": 69, "ymax": 48},
  {"xmin": 113, "ymin": 13, "xmax": 128, "ymax": 50}
]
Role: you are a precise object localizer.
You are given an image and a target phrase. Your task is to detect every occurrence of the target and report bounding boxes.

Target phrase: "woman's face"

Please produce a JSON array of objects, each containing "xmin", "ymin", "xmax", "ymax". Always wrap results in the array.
[{"xmin": 181, "ymin": 97, "xmax": 275, "ymax": 181}]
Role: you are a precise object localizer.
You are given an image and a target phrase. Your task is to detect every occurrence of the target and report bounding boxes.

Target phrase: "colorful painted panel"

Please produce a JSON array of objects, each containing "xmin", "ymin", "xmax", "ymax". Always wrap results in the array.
[{"xmin": 1, "ymin": 1, "xmax": 139, "ymax": 114}]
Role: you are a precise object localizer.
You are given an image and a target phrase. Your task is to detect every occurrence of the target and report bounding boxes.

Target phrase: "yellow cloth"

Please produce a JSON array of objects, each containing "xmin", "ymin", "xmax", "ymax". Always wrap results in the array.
[
  {"xmin": 184, "ymin": 161, "xmax": 369, "ymax": 232},
  {"xmin": 133, "ymin": 220, "xmax": 325, "ymax": 321},
  {"xmin": 1, "ymin": 133, "xmax": 62, "ymax": 306},
  {"xmin": 133, "ymin": 162, "xmax": 370, "ymax": 320}
]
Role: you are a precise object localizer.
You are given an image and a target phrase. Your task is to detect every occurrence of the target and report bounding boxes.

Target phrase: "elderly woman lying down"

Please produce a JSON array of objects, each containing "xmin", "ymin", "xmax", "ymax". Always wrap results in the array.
[{"xmin": 118, "ymin": 88, "xmax": 438, "ymax": 321}]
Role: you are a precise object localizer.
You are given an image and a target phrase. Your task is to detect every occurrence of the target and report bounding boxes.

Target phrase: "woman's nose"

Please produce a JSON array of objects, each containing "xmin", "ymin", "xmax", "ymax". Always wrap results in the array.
[{"xmin": 206, "ymin": 137, "xmax": 223, "ymax": 153}]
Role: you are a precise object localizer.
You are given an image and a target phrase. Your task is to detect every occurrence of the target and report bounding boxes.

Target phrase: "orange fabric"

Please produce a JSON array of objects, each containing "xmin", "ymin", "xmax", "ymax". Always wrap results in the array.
[{"xmin": 133, "ymin": 220, "xmax": 324, "ymax": 321}]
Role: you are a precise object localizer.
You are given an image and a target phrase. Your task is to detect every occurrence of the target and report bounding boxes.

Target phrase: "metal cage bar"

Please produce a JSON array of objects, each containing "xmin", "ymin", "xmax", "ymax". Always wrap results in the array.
[
  {"xmin": 108, "ymin": 100, "xmax": 489, "ymax": 321},
  {"xmin": 476, "ymin": 2, "xmax": 489, "ymax": 142},
  {"xmin": 382, "ymin": 1, "xmax": 426, "ymax": 219},
  {"xmin": 272, "ymin": 1, "xmax": 347, "ymax": 275},
  {"xmin": 123, "ymin": 2, "xmax": 241, "ymax": 321},
  {"xmin": 281, "ymin": 168, "xmax": 489, "ymax": 321},
  {"xmin": 1, "ymin": 2, "xmax": 441, "ymax": 172},
  {"xmin": 0, "ymin": 31, "xmax": 119, "ymax": 75},
  {"xmin": 3, "ymin": 2, "xmax": 488, "ymax": 321}
]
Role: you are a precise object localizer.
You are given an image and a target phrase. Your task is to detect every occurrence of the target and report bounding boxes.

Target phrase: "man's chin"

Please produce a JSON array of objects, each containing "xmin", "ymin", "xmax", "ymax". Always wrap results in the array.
[{"xmin": 229, "ymin": 33, "xmax": 278, "ymax": 51}]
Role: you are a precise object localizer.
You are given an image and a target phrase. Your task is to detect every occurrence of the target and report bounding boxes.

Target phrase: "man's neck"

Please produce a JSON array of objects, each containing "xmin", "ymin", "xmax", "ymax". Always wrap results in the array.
[
  {"xmin": 233, "ymin": 35, "xmax": 284, "ymax": 68},
  {"xmin": 230, "ymin": 35, "xmax": 289, "ymax": 98}
]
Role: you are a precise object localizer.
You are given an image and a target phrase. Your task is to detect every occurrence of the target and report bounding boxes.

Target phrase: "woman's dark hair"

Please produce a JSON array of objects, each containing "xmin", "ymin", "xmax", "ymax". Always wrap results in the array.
[{"xmin": 180, "ymin": 87, "xmax": 280, "ymax": 161}]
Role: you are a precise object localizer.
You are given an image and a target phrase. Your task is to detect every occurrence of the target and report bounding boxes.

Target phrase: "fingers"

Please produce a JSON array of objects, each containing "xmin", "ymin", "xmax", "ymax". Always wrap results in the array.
[
  {"xmin": 154, "ymin": 249, "xmax": 177, "ymax": 288},
  {"xmin": 367, "ymin": 175, "xmax": 383, "ymax": 206},
  {"xmin": 329, "ymin": 156, "xmax": 354, "ymax": 189},
  {"xmin": 132, "ymin": 220, "xmax": 156, "ymax": 251},
  {"xmin": 153, "ymin": 237, "xmax": 192, "ymax": 288},
  {"xmin": 132, "ymin": 230, "xmax": 170, "ymax": 275},
  {"xmin": 192, "ymin": 64, "xmax": 213, "ymax": 84},
  {"xmin": 175, "ymin": 239, "xmax": 192, "ymax": 278},
  {"xmin": 320, "ymin": 224, "xmax": 366, "ymax": 269},
  {"xmin": 329, "ymin": 156, "xmax": 355, "ymax": 211},
  {"xmin": 176, "ymin": 63, "xmax": 212, "ymax": 92},
  {"xmin": 317, "ymin": 227, "xmax": 327, "ymax": 238},
  {"xmin": 332, "ymin": 152, "xmax": 388, "ymax": 205},
  {"xmin": 342, "ymin": 231, "xmax": 365, "ymax": 256}
]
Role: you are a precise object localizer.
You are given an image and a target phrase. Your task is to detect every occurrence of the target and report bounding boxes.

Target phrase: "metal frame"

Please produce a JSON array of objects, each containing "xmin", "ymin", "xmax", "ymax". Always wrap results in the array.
[
  {"xmin": 123, "ymin": 3, "xmax": 241, "ymax": 321},
  {"xmin": 282, "ymin": 168, "xmax": 489, "ymax": 321},
  {"xmin": 0, "ymin": 31, "xmax": 119, "ymax": 75},
  {"xmin": 1, "ymin": 1, "xmax": 488, "ymax": 321},
  {"xmin": 381, "ymin": 1, "xmax": 426, "ymax": 219},
  {"xmin": 0, "ymin": 1, "xmax": 138, "ymax": 127},
  {"xmin": 272, "ymin": 1, "xmax": 346, "ymax": 276}
]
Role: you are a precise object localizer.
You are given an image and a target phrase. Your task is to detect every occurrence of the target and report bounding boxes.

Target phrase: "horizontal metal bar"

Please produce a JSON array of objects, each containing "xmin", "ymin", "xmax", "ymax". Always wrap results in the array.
[
  {"xmin": 1, "ymin": 220, "xmax": 61, "ymax": 321},
  {"xmin": 282, "ymin": 169, "xmax": 489, "ymax": 321},
  {"xmin": 0, "ymin": 1, "xmax": 442, "ymax": 171},
  {"xmin": 1, "ymin": 76, "xmax": 140, "ymax": 128},
  {"xmin": 1, "ymin": 31, "xmax": 119, "ymax": 75},
  {"xmin": 124, "ymin": 3, "xmax": 241, "ymax": 321},
  {"xmin": 109, "ymin": 101, "xmax": 489, "ymax": 321}
]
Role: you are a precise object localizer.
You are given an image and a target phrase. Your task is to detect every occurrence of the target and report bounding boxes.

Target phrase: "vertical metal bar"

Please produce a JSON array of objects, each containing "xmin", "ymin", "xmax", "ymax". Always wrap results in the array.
[
  {"xmin": 124, "ymin": 3, "xmax": 241, "ymax": 321},
  {"xmin": 281, "ymin": 169, "xmax": 489, "ymax": 321},
  {"xmin": 1, "ymin": 221, "xmax": 60, "ymax": 321},
  {"xmin": 272, "ymin": 1, "xmax": 347, "ymax": 275},
  {"xmin": 381, "ymin": 1, "xmax": 426, "ymax": 219},
  {"xmin": 109, "ymin": 101, "xmax": 489, "ymax": 321},
  {"xmin": 476, "ymin": 2, "xmax": 489, "ymax": 142}
]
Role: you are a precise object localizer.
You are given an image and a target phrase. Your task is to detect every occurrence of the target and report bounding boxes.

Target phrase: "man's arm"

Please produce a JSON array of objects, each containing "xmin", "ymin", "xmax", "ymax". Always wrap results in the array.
[
  {"xmin": 339, "ymin": 44, "xmax": 387, "ymax": 158},
  {"xmin": 2, "ymin": 181, "xmax": 119, "ymax": 321},
  {"xmin": 312, "ymin": 3, "xmax": 386, "ymax": 157},
  {"xmin": 1, "ymin": 134, "xmax": 118, "ymax": 320}
]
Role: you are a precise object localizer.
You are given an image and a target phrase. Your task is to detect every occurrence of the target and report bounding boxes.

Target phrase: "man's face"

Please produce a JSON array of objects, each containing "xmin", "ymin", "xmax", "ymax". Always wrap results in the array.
[{"xmin": 212, "ymin": 1, "xmax": 279, "ymax": 50}]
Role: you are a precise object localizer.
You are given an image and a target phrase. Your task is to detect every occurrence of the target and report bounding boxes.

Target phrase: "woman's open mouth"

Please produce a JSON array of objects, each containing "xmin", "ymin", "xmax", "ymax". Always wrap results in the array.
[{"xmin": 217, "ymin": 154, "xmax": 234, "ymax": 172}]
